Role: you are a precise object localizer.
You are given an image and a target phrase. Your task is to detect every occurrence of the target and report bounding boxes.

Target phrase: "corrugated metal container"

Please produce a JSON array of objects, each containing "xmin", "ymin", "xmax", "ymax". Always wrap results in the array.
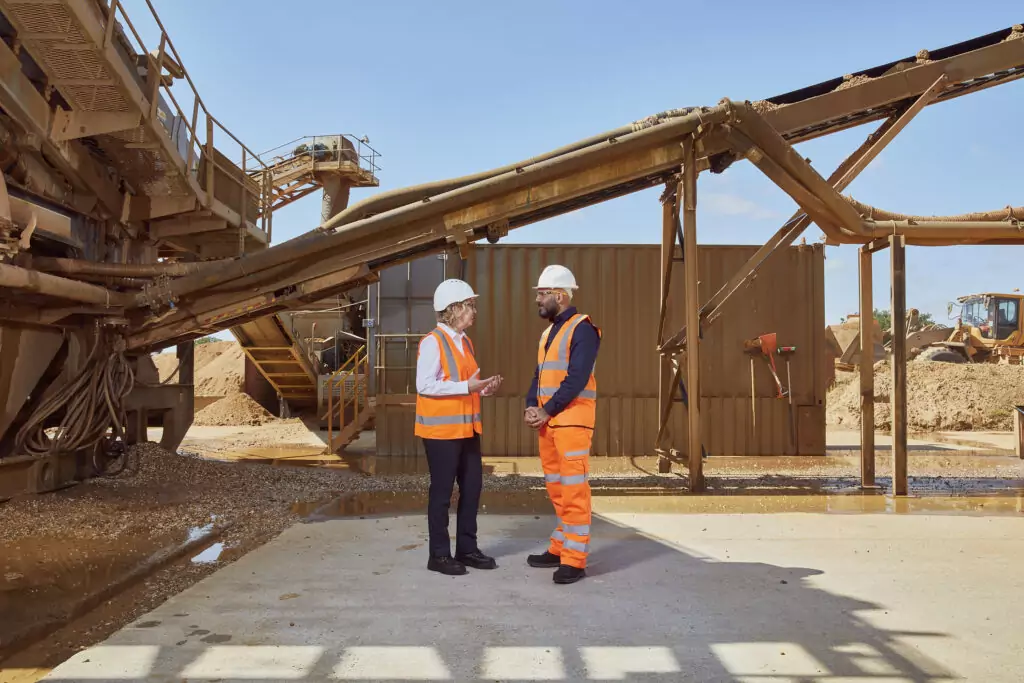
[{"xmin": 375, "ymin": 243, "xmax": 825, "ymax": 457}]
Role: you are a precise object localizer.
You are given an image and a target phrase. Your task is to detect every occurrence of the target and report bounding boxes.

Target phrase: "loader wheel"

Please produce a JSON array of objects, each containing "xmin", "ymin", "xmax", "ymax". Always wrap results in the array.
[{"xmin": 916, "ymin": 347, "xmax": 966, "ymax": 363}]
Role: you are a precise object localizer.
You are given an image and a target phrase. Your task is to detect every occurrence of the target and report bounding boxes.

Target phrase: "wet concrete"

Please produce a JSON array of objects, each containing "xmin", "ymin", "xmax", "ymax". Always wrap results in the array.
[{"xmin": 40, "ymin": 512, "xmax": 1024, "ymax": 681}]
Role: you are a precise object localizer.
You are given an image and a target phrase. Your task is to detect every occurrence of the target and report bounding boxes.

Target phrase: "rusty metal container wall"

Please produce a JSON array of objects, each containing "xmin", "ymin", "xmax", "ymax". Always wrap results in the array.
[{"xmin": 376, "ymin": 243, "xmax": 825, "ymax": 457}]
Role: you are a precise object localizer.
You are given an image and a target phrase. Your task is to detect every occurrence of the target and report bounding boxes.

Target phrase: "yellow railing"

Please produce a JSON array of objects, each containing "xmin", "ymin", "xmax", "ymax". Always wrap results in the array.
[
  {"xmin": 326, "ymin": 344, "xmax": 368, "ymax": 452},
  {"xmin": 103, "ymin": 0, "xmax": 274, "ymax": 242}
]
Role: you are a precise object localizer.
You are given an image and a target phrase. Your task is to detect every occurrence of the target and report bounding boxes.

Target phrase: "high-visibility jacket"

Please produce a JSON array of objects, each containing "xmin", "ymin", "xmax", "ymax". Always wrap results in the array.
[
  {"xmin": 415, "ymin": 328, "xmax": 482, "ymax": 439},
  {"xmin": 537, "ymin": 313, "xmax": 601, "ymax": 428}
]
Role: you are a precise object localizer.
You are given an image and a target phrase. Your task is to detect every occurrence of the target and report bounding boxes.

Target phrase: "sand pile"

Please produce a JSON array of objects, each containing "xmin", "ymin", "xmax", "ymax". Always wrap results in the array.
[
  {"xmin": 151, "ymin": 340, "xmax": 244, "ymax": 396},
  {"xmin": 827, "ymin": 360, "xmax": 1024, "ymax": 431},
  {"xmin": 193, "ymin": 393, "xmax": 274, "ymax": 427}
]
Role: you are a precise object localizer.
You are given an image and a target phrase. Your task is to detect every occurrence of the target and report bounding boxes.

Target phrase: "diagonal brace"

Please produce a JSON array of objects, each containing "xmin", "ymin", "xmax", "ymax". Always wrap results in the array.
[{"xmin": 659, "ymin": 74, "xmax": 948, "ymax": 354}]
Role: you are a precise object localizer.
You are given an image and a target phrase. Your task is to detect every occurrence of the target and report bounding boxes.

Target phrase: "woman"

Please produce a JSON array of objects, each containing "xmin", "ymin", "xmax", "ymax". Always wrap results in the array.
[{"xmin": 415, "ymin": 278, "xmax": 502, "ymax": 576}]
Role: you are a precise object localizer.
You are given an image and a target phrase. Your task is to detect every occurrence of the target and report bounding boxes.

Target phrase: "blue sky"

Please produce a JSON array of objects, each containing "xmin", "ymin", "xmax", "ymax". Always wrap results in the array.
[{"xmin": 125, "ymin": 0, "xmax": 1022, "ymax": 328}]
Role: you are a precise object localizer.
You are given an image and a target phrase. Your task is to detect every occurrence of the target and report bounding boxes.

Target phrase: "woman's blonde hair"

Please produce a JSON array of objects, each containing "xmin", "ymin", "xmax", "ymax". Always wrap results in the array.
[{"xmin": 438, "ymin": 300, "xmax": 472, "ymax": 327}]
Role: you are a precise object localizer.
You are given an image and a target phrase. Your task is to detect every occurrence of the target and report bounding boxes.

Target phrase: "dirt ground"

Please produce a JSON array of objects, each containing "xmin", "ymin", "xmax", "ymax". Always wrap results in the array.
[{"xmin": 827, "ymin": 360, "xmax": 1024, "ymax": 431}]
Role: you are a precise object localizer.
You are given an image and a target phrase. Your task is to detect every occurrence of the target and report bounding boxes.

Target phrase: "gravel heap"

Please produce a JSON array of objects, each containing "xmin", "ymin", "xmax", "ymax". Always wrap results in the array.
[{"xmin": 193, "ymin": 393, "xmax": 275, "ymax": 427}]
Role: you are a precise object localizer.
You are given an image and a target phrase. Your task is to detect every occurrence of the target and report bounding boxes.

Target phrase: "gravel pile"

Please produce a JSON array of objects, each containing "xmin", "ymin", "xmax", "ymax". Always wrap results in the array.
[
  {"xmin": 835, "ymin": 74, "xmax": 872, "ymax": 91},
  {"xmin": 193, "ymin": 393, "xmax": 275, "ymax": 427}
]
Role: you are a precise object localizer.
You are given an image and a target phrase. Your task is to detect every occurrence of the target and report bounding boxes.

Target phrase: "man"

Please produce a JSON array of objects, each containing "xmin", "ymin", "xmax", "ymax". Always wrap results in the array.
[
  {"xmin": 415, "ymin": 278, "xmax": 502, "ymax": 576},
  {"xmin": 524, "ymin": 265, "xmax": 601, "ymax": 584}
]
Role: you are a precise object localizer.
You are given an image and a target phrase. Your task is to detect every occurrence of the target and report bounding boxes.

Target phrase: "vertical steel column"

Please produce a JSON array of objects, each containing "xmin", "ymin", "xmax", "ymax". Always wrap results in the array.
[
  {"xmin": 656, "ymin": 189, "xmax": 678, "ymax": 474},
  {"xmin": 682, "ymin": 137, "xmax": 704, "ymax": 491},
  {"xmin": 858, "ymin": 246, "xmax": 875, "ymax": 488},
  {"xmin": 890, "ymin": 234, "xmax": 908, "ymax": 495}
]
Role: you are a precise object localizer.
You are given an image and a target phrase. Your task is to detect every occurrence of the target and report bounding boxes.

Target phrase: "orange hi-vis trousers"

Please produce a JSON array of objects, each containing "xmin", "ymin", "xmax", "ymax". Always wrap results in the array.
[{"xmin": 539, "ymin": 424, "xmax": 592, "ymax": 569}]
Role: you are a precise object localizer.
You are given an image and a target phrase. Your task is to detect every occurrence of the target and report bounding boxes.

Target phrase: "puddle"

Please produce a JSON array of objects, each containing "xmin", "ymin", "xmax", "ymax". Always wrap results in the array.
[
  {"xmin": 294, "ymin": 485, "xmax": 1024, "ymax": 521},
  {"xmin": 0, "ymin": 531, "xmax": 186, "ymax": 656},
  {"xmin": 190, "ymin": 542, "xmax": 225, "ymax": 565}
]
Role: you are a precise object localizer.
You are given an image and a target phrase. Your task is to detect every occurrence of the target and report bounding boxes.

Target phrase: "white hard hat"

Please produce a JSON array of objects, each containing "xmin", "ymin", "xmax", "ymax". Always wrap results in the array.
[
  {"xmin": 433, "ymin": 278, "xmax": 478, "ymax": 312},
  {"xmin": 534, "ymin": 264, "xmax": 577, "ymax": 291}
]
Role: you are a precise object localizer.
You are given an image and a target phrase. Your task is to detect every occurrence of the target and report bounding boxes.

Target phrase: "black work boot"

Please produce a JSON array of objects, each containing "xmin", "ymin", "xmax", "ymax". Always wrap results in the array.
[
  {"xmin": 527, "ymin": 551, "xmax": 561, "ymax": 568},
  {"xmin": 456, "ymin": 550, "xmax": 497, "ymax": 570},
  {"xmin": 427, "ymin": 555, "xmax": 467, "ymax": 576},
  {"xmin": 553, "ymin": 564, "xmax": 586, "ymax": 584}
]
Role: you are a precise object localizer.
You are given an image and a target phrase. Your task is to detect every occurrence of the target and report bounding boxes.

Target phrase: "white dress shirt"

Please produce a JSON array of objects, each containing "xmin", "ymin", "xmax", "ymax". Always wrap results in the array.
[{"xmin": 416, "ymin": 323, "xmax": 470, "ymax": 397}]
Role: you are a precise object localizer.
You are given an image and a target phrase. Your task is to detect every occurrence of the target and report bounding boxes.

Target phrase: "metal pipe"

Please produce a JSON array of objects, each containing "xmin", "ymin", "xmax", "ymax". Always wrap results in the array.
[
  {"xmin": 851, "ymin": 200, "xmax": 1024, "ymax": 223},
  {"xmin": 0, "ymin": 262, "xmax": 132, "ymax": 307},
  {"xmin": 31, "ymin": 256, "xmax": 226, "ymax": 277},
  {"xmin": 319, "ymin": 107, "xmax": 702, "ymax": 231},
  {"xmin": 154, "ymin": 106, "xmax": 731, "ymax": 307},
  {"xmin": 866, "ymin": 220, "xmax": 1024, "ymax": 240}
]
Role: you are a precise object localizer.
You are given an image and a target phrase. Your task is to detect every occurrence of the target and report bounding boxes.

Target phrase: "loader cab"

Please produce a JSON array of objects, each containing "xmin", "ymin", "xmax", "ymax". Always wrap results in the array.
[{"xmin": 956, "ymin": 294, "xmax": 1023, "ymax": 342}]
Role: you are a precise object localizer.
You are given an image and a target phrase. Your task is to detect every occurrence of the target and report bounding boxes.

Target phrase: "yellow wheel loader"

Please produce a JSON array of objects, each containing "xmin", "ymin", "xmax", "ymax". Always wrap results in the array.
[{"xmin": 916, "ymin": 293, "xmax": 1024, "ymax": 364}]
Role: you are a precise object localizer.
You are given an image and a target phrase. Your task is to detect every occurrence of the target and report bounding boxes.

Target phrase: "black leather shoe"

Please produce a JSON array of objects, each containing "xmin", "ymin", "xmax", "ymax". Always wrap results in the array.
[
  {"xmin": 455, "ymin": 550, "xmax": 497, "ymax": 570},
  {"xmin": 553, "ymin": 564, "xmax": 586, "ymax": 584},
  {"xmin": 427, "ymin": 556, "xmax": 467, "ymax": 576},
  {"xmin": 527, "ymin": 551, "xmax": 561, "ymax": 568}
]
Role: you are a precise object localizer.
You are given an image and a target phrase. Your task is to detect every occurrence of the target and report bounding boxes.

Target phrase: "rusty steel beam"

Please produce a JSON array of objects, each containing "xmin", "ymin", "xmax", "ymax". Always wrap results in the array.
[
  {"xmin": 681, "ymin": 137, "xmax": 704, "ymax": 492},
  {"xmin": 889, "ymin": 234, "xmax": 908, "ymax": 496},
  {"xmin": 858, "ymin": 246, "xmax": 876, "ymax": 489}
]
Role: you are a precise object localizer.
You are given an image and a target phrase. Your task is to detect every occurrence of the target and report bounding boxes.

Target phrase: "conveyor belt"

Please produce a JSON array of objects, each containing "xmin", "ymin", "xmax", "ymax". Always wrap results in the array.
[{"xmin": 115, "ymin": 23, "xmax": 1024, "ymax": 351}]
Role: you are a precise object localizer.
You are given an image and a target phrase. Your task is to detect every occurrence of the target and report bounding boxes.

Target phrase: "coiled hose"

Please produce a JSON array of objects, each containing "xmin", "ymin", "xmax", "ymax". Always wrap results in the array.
[{"xmin": 15, "ymin": 328, "xmax": 135, "ymax": 475}]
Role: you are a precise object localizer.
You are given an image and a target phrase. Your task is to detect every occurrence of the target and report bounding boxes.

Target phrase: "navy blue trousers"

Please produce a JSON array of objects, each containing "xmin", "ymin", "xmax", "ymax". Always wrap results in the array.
[{"xmin": 422, "ymin": 435, "xmax": 483, "ymax": 558}]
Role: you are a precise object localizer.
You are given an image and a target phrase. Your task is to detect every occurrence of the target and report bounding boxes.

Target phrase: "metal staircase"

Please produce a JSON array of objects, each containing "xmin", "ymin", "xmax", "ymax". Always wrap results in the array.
[
  {"xmin": 231, "ymin": 315, "xmax": 319, "ymax": 412},
  {"xmin": 324, "ymin": 344, "xmax": 374, "ymax": 452}
]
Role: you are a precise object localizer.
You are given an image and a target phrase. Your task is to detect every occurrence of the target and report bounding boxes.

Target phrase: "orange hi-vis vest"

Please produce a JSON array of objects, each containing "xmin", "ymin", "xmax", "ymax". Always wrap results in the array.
[
  {"xmin": 415, "ymin": 328, "xmax": 483, "ymax": 439},
  {"xmin": 537, "ymin": 313, "xmax": 601, "ymax": 428}
]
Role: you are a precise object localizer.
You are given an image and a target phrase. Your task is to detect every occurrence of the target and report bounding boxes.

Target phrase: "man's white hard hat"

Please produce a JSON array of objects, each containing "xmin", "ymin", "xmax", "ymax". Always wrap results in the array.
[
  {"xmin": 534, "ymin": 264, "xmax": 578, "ymax": 291},
  {"xmin": 433, "ymin": 278, "xmax": 478, "ymax": 312}
]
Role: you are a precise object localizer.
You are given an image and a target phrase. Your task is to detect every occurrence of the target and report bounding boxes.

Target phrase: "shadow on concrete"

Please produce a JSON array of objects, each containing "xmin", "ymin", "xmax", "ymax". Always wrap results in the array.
[{"xmin": 27, "ymin": 510, "xmax": 960, "ymax": 682}]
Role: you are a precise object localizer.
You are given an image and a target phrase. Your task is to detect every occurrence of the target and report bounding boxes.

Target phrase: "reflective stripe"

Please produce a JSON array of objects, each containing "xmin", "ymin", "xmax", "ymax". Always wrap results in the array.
[
  {"xmin": 434, "ymin": 330, "xmax": 459, "ymax": 379},
  {"xmin": 558, "ymin": 315, "xmax": 585, "ymax": 362},
  {"xmin": 563, "ymin": 523, "xmax": 590, "ymax": 536},
  {"xmin": 415, "ymin": 413, "xmax": 481, "ymax": 426},
  {"xmin": 551, "ymin": 529, "xmax": 565, "ymax": 541},
  {"xmin": 544, "ymin": 473, "xmax": 560, "ymax": 483},
  {"xmin": 540, "ymin": 360, "xmax": 569, "ymax": 371},
  {"xmin": 563, "ymin": 538, "xmax": 589, "ymax": 553},
  {"xmin": 565, "ymin": 449, "xmax": 589, "ymax": 458},
  {"xmin": 561, "ymin": 473, "xmax": 588, "ymax": 486},
  {"xmin": 578, "ymin": 389, "xmax": 597, "ymax": 399}
]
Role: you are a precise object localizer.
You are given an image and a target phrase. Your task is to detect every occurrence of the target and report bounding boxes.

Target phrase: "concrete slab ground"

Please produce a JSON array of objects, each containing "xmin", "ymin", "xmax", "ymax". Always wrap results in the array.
[{"xmin": 41, "ymin": 503, "xmax": 1024, "ymax": 682}]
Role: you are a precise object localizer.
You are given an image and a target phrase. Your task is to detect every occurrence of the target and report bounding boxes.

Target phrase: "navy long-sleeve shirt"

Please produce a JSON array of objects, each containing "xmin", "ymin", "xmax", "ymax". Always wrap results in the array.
[{"xmin": 526, "ymin": 307, "xmax": 600, "ymax": 423}]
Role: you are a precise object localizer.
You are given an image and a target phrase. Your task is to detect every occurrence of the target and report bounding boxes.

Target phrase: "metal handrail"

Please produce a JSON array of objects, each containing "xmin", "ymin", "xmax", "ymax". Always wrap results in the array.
[
  {"xmin": 375, "ymin": 333, "xmax": 424, "ymax": 396},
  {"xmin": 104, "ymin": 0, "xmax": 274, "ymax": 243},
  {"xmin": 254, "ymin": 134, "xmax": 381, "ymax": 181},
  {"xmin": 327, "ymin": 346, "xmax": 369, "ymax": 451}
]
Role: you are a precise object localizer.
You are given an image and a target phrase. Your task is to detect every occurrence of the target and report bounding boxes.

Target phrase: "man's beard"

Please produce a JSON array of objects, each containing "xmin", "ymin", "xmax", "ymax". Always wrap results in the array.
[{"xmin": 538, "ymin": 301, "xmax": 559, "ymax": 320}]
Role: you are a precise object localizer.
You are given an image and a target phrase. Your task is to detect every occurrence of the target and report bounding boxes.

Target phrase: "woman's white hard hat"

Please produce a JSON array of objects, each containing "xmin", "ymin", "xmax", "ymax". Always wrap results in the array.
[{"xmin": 433, "ymin": 279, "xmax": 478, "ymax": 312}]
